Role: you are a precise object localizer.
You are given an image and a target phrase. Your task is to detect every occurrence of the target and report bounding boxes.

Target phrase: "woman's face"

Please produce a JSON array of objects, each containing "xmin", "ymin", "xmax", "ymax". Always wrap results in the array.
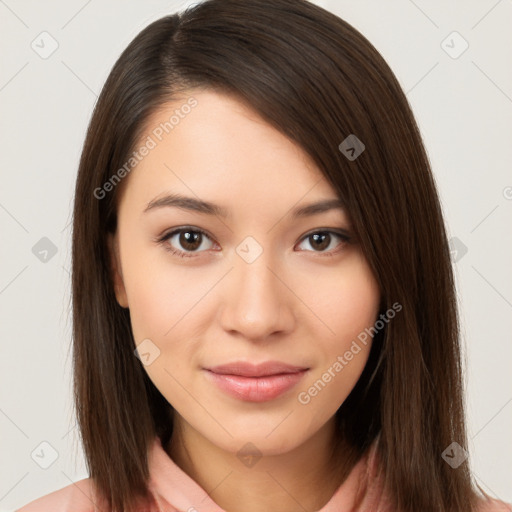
[{"xmin": 108, "ymin": 89, "xmax": 381, "ymax": 456}]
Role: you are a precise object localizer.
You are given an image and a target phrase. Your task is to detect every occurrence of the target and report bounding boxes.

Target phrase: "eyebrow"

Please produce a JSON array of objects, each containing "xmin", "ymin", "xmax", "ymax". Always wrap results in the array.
[{"xmin": 143, "ymin": 193, "xmax": 344, "ymax": 218}]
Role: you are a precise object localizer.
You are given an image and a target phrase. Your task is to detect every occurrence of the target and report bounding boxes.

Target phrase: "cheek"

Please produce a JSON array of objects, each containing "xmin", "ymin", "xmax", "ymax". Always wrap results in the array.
[
  {"xmin": 296, "ymin": 256, "xmax": 380, "ymax": 407},
  {"xmin": 120, "ymin": 239, "xmax": 208, "ymax": 344},
  {"xmin": 122, "ymin": 256, "xmax": 205, "ymax": 404},
  {"xmin": 307, "ymin": 254, "xmax": 380, "ymax": 345},
  {"xmin": 125, "ymin": 273, "xmax": 177, "ymax": 346}
]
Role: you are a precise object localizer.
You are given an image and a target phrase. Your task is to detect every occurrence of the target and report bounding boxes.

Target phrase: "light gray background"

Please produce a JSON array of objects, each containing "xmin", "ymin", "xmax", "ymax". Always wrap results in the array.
[{"xmin": 1, "ymin": 0, "xmax": 511, "ymax": 510}]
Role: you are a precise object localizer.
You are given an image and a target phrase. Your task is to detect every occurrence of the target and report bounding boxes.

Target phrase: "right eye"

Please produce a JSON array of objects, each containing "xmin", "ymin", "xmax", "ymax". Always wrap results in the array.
[{"xmin": 156, "ymin": 227, "xmax": 217, "ymax": 258}]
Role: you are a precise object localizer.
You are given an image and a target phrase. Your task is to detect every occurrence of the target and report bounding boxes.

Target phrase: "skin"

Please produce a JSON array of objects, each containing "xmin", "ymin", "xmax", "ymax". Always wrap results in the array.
[{"xmin": 108, "ymin": 89, "xmax": 381, "ymax": 512}]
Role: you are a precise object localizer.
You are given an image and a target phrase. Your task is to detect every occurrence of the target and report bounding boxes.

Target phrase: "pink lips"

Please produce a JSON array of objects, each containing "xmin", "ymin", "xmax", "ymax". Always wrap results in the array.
[{"xmin": 203, "ymin": 361, "xmax": 308, "ymax": 402}]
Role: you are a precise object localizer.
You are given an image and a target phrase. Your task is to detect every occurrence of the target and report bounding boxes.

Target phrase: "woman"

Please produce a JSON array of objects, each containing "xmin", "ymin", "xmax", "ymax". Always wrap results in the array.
[{"xmin": 16, "ymin": 0, "xmax": 511, "ymax": 511}]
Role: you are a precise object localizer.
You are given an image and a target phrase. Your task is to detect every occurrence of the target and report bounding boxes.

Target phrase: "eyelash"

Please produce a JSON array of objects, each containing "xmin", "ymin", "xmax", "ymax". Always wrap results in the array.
[{"xmin": 154, "ymin": 226, "xmax": 351, "ymax": 259}]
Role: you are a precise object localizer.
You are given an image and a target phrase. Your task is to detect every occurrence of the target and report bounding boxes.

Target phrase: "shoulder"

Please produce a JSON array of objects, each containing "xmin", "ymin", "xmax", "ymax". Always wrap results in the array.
[
  {"xmin": 475, "ymin": 494, "xmax": 512, "ymax": 512},
  {"xmin": 15, "ymin": 477, "xmax": 104, "ymax": 512}
]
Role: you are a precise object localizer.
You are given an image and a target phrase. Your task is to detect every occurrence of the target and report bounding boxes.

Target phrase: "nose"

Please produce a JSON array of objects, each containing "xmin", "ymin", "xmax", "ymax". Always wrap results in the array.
[{"xmin": 218, "ymin": 250, "xmax": 296, "ymax": 342}]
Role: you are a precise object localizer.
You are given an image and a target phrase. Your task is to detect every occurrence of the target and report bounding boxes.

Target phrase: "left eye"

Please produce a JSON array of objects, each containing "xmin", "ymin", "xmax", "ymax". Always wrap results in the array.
[{"xmin": 296, "ymin": 231, "xmax": 349, "ymax": 253}]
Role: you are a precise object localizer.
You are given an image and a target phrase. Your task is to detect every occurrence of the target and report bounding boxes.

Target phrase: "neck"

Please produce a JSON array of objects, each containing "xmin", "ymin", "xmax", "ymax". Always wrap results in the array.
[{"xmin": 166, "ymin": 417, "xmax": 358, "ymax": 512}]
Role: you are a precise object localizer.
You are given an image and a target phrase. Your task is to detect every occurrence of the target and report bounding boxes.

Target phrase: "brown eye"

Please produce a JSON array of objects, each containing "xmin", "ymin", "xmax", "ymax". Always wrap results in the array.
[
  {"xmin": 159, "ymin": 227, "xmax": 215, "ymax": 257},
  {"xmin": 309, "ymin": 232, "xmax": 331, "ymax": 251},
  {"xmin": 178, "ymin": 230, "xmax": 203, "ymax": 251},
  {"xmin": 297, "ymin": 231, "xmax": 349, "ymax": 254}
]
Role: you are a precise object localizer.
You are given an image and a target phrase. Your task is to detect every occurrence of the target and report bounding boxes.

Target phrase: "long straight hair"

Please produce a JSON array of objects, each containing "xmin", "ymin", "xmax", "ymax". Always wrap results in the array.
[{"xmin": 72, "ymin": 1, "xmax": 479, "ymax": 510}]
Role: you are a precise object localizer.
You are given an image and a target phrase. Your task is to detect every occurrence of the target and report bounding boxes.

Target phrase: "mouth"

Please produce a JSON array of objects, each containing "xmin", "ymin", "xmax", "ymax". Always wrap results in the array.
[{"xmin": 203, "ymin": 361, "xmax": 309, "ymax": 402}]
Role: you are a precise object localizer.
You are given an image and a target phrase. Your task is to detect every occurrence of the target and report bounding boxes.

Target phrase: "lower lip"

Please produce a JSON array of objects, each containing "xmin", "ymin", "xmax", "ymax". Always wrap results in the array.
[{"xmin": 204, "ymin": 369, "xmax": 308, "ymax": 402}]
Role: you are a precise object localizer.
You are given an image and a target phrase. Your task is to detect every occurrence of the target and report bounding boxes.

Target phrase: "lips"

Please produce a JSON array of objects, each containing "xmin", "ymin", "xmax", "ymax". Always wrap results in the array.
[{"xmin": 203, "ymin": 361, "xmax": 309, "ymax": 402}]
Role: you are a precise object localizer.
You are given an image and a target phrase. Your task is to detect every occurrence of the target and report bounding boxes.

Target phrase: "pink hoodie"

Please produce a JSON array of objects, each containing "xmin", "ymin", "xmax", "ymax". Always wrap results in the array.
[{"xmin": 15, "ymin": 436, "xmax": 511, "ymax": 512}]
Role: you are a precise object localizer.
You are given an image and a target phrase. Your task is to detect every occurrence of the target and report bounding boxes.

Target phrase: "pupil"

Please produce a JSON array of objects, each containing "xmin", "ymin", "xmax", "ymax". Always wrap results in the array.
[
  {"xmin": 180, "ymin": 231, "xmax": 201, "ymax": 250},
  {"xmin": 312, "ymin": 233, "xmax": 329, "ymax": 251}
]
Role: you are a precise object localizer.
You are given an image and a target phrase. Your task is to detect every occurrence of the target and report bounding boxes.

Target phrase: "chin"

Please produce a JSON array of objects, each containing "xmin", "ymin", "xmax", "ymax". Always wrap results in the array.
[
  {"xmin": 207, "ymin": 415, "xmax": 317, "ymax": 457},
  {"xmin": 223, "ymin": 432, "xmax": 306, "ymax": 459}
]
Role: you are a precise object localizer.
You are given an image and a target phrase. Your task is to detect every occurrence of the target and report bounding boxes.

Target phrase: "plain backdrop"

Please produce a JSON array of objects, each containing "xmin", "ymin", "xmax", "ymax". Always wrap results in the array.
[{"xmin": 0, "ymin": 0, "xmax": 511, "ymax": 510}]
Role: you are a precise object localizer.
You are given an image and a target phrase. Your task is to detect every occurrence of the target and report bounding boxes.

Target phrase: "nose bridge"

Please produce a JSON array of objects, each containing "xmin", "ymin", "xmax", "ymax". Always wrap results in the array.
[{"xmin": 219, "ymin": 241, "xmax": 294, "ymax": 339}]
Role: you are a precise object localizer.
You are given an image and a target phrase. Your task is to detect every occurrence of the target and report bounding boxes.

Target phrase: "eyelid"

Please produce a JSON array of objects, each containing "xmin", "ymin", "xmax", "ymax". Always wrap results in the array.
[
  {"xmin": 158, "ymin": 225, "xmax": 215, "ymax": 243},
  {"xmin": 300, "ymin": 227, "xmax": 351, "ymax": 241}
]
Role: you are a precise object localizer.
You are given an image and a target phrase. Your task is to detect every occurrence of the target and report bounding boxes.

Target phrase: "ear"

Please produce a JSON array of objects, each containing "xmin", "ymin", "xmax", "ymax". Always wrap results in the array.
[{"xmin": 107, "ymin": 232, "xmax": 129, "ymax": 308}]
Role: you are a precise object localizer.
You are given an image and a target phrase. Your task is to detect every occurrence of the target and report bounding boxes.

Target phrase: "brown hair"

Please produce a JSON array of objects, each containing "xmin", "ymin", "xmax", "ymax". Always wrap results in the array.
[{"xmin": 72, "ymin": 0, "xmax": 481, "ymax": 510}]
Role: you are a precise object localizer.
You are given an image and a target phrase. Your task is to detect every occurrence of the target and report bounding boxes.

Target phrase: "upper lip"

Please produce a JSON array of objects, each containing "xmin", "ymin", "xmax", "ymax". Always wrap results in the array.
[{"xmin": 205, "ymin": 361, "xmax": 308, "ymax": 377}]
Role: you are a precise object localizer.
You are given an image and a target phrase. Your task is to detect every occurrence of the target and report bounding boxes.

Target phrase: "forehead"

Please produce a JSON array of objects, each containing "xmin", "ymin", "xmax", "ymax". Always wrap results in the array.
[{"xmin": 117, "ymin": 89, "xmax": 340, "ymax": 217}]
